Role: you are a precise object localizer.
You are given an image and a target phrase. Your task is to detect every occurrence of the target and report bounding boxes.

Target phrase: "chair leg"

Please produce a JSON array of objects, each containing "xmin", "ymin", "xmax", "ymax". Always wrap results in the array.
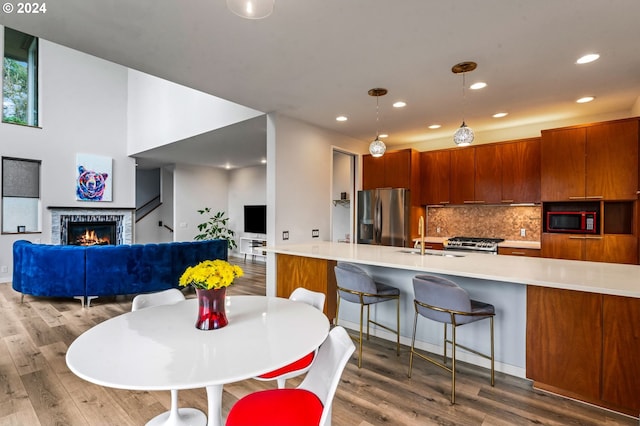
[
  {"xmin": 395, "ymin": 296, "xmax": 400, "ymax": 356},
  {"xmin": 366, "ymin": 304, "xmax": 371, "ymax": 340},
  {"xmin": 277, "ymin": 378, "xmax": 286, "ymax": 389},
  {"xmin": 443, "ymin": 323, "xmax": 448, "ymax": 364},
  {"xmin": 408, "ymin": 311, "xmax": 419, "ymax": 378},
  {"xmin": 335, "ymin": 294, "xmax": 341, "ymax": 327},
  {"xmin": 451, "ymin": 324, "xmax": 457, "ymax": 404},
  {"xmin": 358, "ymin": 302, "xmax": 364, "ymax": 368},
  {"xmin": 490, "ymin": 316, "xmax": 495, "ymax": 387}
]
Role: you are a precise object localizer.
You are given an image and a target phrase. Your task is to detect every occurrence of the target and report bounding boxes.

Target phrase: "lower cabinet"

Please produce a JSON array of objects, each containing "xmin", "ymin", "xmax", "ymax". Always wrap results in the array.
[
  {"xmin": 526, "ymin": 286, "xmax": 640, "ymax": 416},
  {"xmin": 541, "ymin": 233, "xmax": 638, "ymax": 264},
  {"xmin": 497, "ymin": 247, "xmax": 540, "ymax": 257},
  {"xmin": 276, "ymin": 254, "xmax": 337, "ymax": 322}
]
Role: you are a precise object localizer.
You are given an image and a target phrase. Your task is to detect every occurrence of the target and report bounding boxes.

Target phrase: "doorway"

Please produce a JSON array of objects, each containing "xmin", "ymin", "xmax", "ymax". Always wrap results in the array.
[{"xmin": 331, "ymin": 149, "xmax": 357, "ymax": 243}]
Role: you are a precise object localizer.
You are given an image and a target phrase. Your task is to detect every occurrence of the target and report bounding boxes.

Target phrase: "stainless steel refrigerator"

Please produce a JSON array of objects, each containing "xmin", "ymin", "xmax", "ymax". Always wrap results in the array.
[{"xmin": 357, "ymin": 188, "xmax": 410, "ymax": 247}]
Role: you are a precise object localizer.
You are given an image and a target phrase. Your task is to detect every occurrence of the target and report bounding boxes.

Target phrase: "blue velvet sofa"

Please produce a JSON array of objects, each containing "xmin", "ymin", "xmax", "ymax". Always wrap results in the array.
[{"xmin": 12, "ymin": 239, "xmax": 227, "ymax": 306}]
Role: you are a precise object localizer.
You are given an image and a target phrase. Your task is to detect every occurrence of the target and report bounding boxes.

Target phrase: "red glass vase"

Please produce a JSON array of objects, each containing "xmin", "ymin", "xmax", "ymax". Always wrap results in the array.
[{"xmin": 195, "ymin": 287, "xmax": 228, "ymax": 330}]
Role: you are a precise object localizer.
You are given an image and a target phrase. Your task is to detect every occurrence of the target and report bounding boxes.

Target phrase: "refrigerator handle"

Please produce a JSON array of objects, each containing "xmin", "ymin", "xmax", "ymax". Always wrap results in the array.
[{"xmin": 374, "ymin": 195, "xmax": 382, "ymax": 243}]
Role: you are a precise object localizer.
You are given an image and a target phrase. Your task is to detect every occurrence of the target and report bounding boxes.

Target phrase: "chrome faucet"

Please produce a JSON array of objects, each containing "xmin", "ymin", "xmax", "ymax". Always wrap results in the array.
[{"xmin": 418, "ymin": 216, "xmax": 425, "ymax": 256}]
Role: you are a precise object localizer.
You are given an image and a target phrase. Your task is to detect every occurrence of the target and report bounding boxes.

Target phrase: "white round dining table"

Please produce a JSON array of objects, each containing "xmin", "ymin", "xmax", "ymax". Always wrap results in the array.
[{"xmin": 66, "ymin": 295, "xmax": 330, "ymax": 426}]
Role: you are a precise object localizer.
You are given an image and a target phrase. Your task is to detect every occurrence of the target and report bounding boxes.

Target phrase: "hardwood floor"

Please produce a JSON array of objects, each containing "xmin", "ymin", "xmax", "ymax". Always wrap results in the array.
[{"xmin": 0, "ymin": 258, "xmax": 636, "ymax": 426}]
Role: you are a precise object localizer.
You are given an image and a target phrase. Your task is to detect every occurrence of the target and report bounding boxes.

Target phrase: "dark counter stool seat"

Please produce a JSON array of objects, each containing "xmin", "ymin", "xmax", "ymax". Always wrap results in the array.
[
  {"xmin": 408, "ymin": 274, "xmax": 495, "ymax": 404},
  {"xmin": 334, "ymin": 262, "xmax": 400, "ymax": 368}
]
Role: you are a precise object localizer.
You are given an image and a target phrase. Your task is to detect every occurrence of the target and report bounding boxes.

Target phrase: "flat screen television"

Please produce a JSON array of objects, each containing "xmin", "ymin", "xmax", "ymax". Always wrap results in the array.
[{"xmin": 244, "ymin": 205, "xmax": 267, "ymax": 234}]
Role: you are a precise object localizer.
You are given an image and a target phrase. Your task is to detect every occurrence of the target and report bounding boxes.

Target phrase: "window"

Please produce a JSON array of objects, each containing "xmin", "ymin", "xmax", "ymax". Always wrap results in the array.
[
  {"xmin": 2, "ymin": 157, "xmax": 41, "ymax": 233},
  {"xmin": 3, "ymin": 27, "xmax": 39, "ymax": 126}
]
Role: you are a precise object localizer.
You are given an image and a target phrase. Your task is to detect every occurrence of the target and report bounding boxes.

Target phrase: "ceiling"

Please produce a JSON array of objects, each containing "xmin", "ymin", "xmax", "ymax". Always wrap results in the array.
[{"xmin": 2, "ymin": 1, "xmax": 640, "ymax": 169}]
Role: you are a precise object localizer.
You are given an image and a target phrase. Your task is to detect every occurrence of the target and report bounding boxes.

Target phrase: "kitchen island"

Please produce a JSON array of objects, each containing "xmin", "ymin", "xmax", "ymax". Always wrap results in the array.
[{"xmin": 266, "ymin": 241, "xmax": 640, "ymax": 417}]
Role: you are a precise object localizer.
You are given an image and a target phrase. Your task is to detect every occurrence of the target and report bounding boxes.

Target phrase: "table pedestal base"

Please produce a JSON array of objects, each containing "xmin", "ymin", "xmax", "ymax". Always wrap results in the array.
[{"xmin": 146, "ymin": 408, "xmax": 206, "ymax": 426}]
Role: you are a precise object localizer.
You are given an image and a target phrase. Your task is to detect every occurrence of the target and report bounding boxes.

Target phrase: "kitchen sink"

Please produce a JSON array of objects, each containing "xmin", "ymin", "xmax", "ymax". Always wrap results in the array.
[{"xmin": 397, "ymin": 249, "xmax": 465, "ymax": 258}]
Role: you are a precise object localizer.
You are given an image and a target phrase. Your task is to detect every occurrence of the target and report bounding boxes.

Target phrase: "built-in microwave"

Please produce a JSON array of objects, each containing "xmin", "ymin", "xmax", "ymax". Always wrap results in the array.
[{"xmin": 546, "ymin": 211, "xmax": 597, "ymax": 234}]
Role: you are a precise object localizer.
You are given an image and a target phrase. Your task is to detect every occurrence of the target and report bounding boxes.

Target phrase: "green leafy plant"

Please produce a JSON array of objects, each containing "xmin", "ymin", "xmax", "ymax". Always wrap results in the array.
[{"xmin": 194, "ymin": 208, "xmax": 237, "ymax": 250}]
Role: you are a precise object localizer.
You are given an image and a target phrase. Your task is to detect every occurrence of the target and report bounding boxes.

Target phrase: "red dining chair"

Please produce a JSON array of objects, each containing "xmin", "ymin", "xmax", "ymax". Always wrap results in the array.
[
  {"xmin": 254, "ymin": 287, "xmax": 326, "ymax": 388},
  {"xmin": 226, "ymin": 326, "xmax": 355, "ymax": 426}
]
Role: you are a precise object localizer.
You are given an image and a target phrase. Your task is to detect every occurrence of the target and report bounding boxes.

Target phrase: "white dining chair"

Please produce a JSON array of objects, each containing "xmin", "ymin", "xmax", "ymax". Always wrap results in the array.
[
  {"xmin": 227, "ymin": 326, "xmax": 355, "ymax": 426},
  {"xmin": 254, "ymin": 287, "xmax": 326, "ymax": 388},
  {"xmin": 131, "ymin": 288, "xmax": 206, "ymax": 425}
]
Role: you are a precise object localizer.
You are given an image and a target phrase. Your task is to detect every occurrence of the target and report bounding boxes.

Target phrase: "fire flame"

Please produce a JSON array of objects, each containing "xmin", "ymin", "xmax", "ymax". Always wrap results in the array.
[{"xmin": 77, "ymin": 229, "xmax": 110, "ymax": 246}]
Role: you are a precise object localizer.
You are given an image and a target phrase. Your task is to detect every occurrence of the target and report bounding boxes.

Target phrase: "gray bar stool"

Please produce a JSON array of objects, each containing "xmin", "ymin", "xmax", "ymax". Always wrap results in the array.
[
  {"xmin": 334, "ymin": 262, "xmax": 400, "ymax": 368},
  {"xmin": 408, "ymin": 274, "xmax": 495, "ymax": 404}
]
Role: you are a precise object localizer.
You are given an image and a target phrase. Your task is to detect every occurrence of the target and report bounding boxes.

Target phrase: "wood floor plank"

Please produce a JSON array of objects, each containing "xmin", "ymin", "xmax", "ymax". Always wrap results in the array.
[{"xmin": 1, "ymin": 261, "xmax": 637, "ymax": 426}]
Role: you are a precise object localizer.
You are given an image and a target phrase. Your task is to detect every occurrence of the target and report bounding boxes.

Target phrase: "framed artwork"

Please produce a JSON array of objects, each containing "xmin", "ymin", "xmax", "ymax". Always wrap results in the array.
[{"xmin": 76, "ymin": 154, "xmax": 112, "ymax": 202}]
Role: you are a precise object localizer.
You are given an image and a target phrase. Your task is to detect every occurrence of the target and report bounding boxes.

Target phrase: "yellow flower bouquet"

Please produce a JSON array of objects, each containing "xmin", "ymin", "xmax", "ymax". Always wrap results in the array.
[{"xmin": 179, "ymin": 259, "xmax": 244, "ymax": 290}]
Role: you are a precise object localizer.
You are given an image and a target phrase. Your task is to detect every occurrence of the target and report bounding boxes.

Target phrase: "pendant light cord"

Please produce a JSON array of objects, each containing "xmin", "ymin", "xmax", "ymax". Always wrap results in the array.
[
  {"xmin": 375, "ymin": 95, "xmax": 380, "ymax": 138},
  {"xmin": 461, "ymin": 72, "xmax": 467, "ymax": 124}
]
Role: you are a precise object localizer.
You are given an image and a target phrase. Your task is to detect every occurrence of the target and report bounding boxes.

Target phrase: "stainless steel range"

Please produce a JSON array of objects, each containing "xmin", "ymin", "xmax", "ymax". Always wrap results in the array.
[{"xmin": 443, "ymin": 236, "xmax": 504, "ymax": 254}]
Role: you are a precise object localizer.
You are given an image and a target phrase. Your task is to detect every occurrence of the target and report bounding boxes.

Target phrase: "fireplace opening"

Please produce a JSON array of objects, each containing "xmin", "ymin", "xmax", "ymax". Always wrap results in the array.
[{"xmin": 68, "ymin": 221, "xmax": 116, "ymax": 246}]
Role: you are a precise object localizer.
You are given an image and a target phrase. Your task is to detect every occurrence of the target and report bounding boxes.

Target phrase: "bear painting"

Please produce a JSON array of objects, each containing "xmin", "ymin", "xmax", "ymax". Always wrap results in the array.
[{"xmin": 76, "ymin": 165, "xmax": 109, "ymax": 201}]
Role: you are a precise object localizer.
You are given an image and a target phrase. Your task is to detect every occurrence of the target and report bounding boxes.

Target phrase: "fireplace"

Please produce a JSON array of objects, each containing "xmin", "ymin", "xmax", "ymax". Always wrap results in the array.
[
  {"xmin": 68, "ymin": 221, "xmax": 116, "ymax": 246},
  {"xmin": 49, "ymin": 207, "xmax": 134, "ymax": 245}
]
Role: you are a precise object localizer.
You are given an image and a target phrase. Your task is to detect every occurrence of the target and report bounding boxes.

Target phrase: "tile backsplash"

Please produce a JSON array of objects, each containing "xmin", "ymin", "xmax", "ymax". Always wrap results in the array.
[{"xmin": 426, "ymin": 205, "xmax": 541, "ymax": 241}]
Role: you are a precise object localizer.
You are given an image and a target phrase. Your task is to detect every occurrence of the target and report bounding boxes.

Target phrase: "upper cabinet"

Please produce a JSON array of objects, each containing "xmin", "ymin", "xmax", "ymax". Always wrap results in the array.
[
  {"xmin": 420, "ymin": 150, "xmax": 451, "ymax": 205},
  {"xmin": 541, "ymin": 119, "xmax": 639, "ymax": 201},
  {"xmin": 362, "ymin": 148, "xmax": 419, "ymax": 191},
  {"xmin": 422, "ymin": 138, "xmax": 540, "ymax": 205},
  {"xmin": 449, "ymin": 148, "xmax": 477, "ymax": 204},
  {"xmin": 501, "ymin": 138, "xmax": 541, "ymax": 203}
]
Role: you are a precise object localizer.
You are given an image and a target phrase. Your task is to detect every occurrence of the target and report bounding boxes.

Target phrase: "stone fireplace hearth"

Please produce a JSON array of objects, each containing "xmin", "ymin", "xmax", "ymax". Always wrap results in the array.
[{"xmin": 49, "ymin": 207, "xmax": 134, "ymax": 245}]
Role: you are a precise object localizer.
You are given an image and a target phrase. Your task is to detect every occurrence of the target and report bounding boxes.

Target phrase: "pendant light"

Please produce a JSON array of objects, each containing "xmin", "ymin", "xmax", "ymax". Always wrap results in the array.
[
  {"xmin": 452, "ymin": 61, "xmax": 477, "ymax": 147},
  {"xmin": 226, "ymin": 0, "xmax": 274, "ymax": 19},
  {"xmin": 368, "ymin": 88, "xmax": 387, "ymax": 157}
]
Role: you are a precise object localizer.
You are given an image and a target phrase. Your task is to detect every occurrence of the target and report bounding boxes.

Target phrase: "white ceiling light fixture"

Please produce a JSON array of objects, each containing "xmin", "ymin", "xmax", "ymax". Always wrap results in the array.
[
  {"xmin": 368, "ymin": 88, "xmax": 388, "ymax": 157},
  {"xmin": 493, "ymin": 112, "xmax": 508, "ymax": 118},
  {"xmin": 470, "ymin": 82, "xmax": 487, "ymax": 90},
  {"xmin": 393, "ymin": 101, "xmax": 407, "ymax": 108},
  {"xmin": 428, "ymin": 124, "xmax": 441, "ymax": 129},
  {"xmin": 452, "ymin": 61, "xmax": 477, "ymax": 147},
  {"xmin": 577, "ymin": 96, "xmax": 595, "ymax": 103},
  {"xmin": 226, "ymin": 0, "xmax": 274, "ymax": 19},
  {"xmin": 336, "ymin": 115, "xmax": 348, "ymax": 122},
  {"xmin": 576, "ymin": 53, "xmax": 600, "ymax": 64}
]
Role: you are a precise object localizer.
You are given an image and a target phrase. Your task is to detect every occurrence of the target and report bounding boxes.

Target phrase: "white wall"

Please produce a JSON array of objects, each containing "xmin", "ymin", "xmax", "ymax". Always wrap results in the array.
[
  {"xmin": 172, "ymin": 164, "xmax": 230, "ymax": 242},
  {"xmin": 0, "ymin": 37, "xmax": 133, "ymax": 283},
  {"xmin": 126, "ymin": 70, "xmax": 263, "ymax": 155},
  {"xmin": 265, "ymin": 114, "xmax": 369, "ymax": 295},
  {"xmin": 228, "ymin": 165, "xmax": 267, "ymax": 257}
]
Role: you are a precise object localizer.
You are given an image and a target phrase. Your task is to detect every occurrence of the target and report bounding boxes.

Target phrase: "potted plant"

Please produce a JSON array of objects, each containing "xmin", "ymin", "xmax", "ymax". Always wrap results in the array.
[{"xmin": 194, "ymin": 207, "xmax": 237, "ymax": 250}]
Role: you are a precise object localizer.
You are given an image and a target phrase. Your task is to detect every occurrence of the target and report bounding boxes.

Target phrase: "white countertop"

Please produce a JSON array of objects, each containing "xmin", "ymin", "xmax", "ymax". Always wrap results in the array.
[{"xmin": 266, "ymin": 241, "xmax": 639, "ymax": 298}]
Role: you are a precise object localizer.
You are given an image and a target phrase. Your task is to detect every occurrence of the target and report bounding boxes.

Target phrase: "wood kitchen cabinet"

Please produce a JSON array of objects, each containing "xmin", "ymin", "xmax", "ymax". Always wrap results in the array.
[
  {"xmin": 501, "ymin": 138, "xmax": 541, "ymax": 203},
  {"xmin": 527, "ymin": 286, "xmax": 640, "ymax": 416},
  {"xmin": 541, "ymin": 233, "xmax": 637, "ymax": 264},
  {"xmin": 276, "ymin": 254, "xmax": 337, "ymax": 322},
  {"xmin": 420, "ymin": 150, "xmax": 451, "ymax": 205},
  {"xmin": 362, "ymin": 148, "xmax": 419, "ymax": 191},
  {"xmin": 474, "ymin": 144, "xmax": 502, "ymax": 204},
  {"xmin": 526, "ymin": 286, "xmax": 602, "ymax": 402},
  {"xmin": 541, "ymin": 118, "xmax": 639, "ymax": 201},
  {"xmin": 449, "ymin": 147, "xmax": 476, "ymax": 204},
  {"xmin": 497, "ymin": 247, "xmax": 540, "ymax": 257}
]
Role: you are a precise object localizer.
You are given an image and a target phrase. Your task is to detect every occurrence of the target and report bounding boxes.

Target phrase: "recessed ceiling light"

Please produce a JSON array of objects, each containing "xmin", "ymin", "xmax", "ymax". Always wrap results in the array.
[
  {"xmin": 261, "ymin": 158, "xmax": 267, "ymax": 164},
  {"xmin": 493, "ymin": 112, "xmax": 508, "ymax": 118},
  {"xmin": 576, "ymin": 53, "xmax": 600, "ymax": 64},
  {"xmin": 428, "ymin": 124, "xmax": 441, "ymax": 129},
  {"xmin": 379, "ymin": 133, "xmax": 388, "ymax": 138},
  {"xmin": 225, "ymin": 163, "xmax": 232, "ymax": 169},
  {"xmin": 336, "ymin": 115, "xmax": 348, "ymax": 122},
  {"xmin": 393, "ymin": 101, "xmax": 406, "ymax": 108},
  {"xmin": 576, "ymin": 96, "xmax": 595, "ymax": 103},
  {"xmin": 470, "ymin": 82, "xmax": 487, "ymax": 90}
]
